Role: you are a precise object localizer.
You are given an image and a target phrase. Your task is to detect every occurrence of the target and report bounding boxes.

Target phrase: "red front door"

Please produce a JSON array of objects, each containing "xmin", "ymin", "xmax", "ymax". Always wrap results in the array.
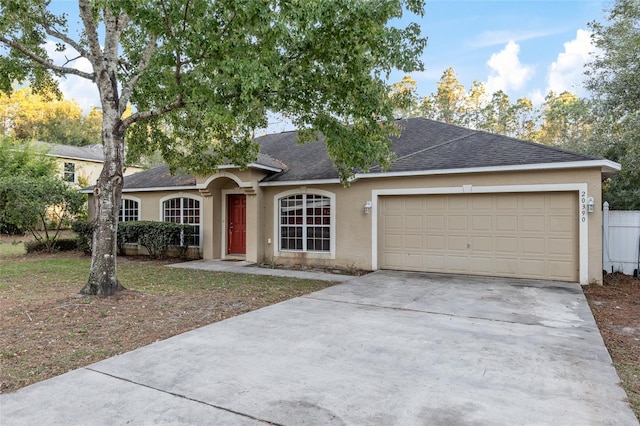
[{"xmin": 227, "ymin": 194, "xmax": 246, "ymax": 255}]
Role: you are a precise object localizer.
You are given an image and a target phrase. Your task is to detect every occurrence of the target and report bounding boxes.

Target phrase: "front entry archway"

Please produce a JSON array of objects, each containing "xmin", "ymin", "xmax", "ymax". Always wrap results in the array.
[{"xmin": 227, "ymin": 194, "xmax": 246, "ymax": 255}]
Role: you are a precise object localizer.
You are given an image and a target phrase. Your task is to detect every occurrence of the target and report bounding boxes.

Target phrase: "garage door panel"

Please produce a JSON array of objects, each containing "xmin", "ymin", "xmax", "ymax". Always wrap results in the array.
[
  {"xmin": 521, "ymin": 237, "xmax": 545, "ymax": 254},
  {"xmin": 521, "ymin": 259, "xmax": 546, "ymax": 277},
  {"xmin": 547, "ymin": 238, "xmax": 574, "ymax": 256},
  {"xmin": 472, "ymin": 216, "xmax": 492, "ymax": 231},
  {"xmin": 384, "ymin": 215, "xmax": 402, "ymax": 229},
  {"xmin": 495, "ymin": 257, "xmax": 518, "ymax": 275},
  {"xmin": 405, "ymin": 235, "xmax": 423, "ymax": 250},
  {"xmin": 426, "ymin": 235, "xmax": 445, "ymax": 250},
  {"xmin": 446, "ymin": 255, "xmax": 469, "ymax": 272},
  {"xmin": 495, "ymin": 237, "xmax": 518, "ymax": 253},
  {"xmin": 521, "ymin": 215, "xmax": 545, "ymax": 232},
  {"xmin": 470, "ymin": 257, "xmax": 492, "ymax": 273},
  {"xmin": 523, "ymin": 194, "xmax": 546, "ymax": 210},
  {"xmin": 383, "ymin": 233, "xmax": 402, "ymax": 249},
  {"xmin": 547, "ymin": 216, "xmax": 573, "ymax": 232},
  {"xmin": 471, "ymin": 236, "xmax": 492, "ymax": 252},
  {"xmin": 426, "ymin": 254, "xmax": 445, "ymax": 270},
  {"xmin": 496, "ymin": 216, "xmax": 517, "ymax": 231},
  {"xmin": 380, "ymin": 192, "xmax": 578, "ymax": 281},
  {"xmin": 426, "ymin": 215, "xmax": 445, "ymax": 230},
  {"xmin": 448, "ymin": 235, "xmax": 468, "ymax": 250},
  {"xmin": 405, "ymin": 215, "xmax": 423, "ymax": 230},
  {"xmin": 548, "ymin": 260, "xmax": 575, "ymax": 280},
  {"xmin": 447, "ymin": 215, "xmax": 468, "ymax": 231}
]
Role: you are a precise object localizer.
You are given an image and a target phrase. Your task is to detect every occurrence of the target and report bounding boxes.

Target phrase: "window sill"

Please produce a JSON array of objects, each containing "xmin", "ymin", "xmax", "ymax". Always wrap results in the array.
[{"xmin": 275, "ymin": 250, "xmax": 335, "ymax": 260}]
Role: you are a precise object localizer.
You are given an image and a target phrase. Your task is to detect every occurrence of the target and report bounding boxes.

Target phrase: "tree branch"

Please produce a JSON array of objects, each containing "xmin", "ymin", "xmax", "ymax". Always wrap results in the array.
[
  {"xmin": 121, "ymin": 97, "xmax": 185, "ymax": 129},
  {"xmin": 0, "ymin": 35, "xmax": 94, "ymax": 80},
  {"xmin": 43, "ymin": 24, "xmax": 91, "ymax": 60},
  {"xmin": 78, "ymin": 0, "xmax": 102, "ymax": 71},
  {"xmin": 119, "ymin": 36, "xmax": 157, "ymax": 113}
]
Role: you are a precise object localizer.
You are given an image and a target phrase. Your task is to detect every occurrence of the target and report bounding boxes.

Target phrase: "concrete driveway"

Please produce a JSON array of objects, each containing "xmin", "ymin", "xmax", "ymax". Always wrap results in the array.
[{"xmin": 1, "ymin": 271, "xmax": 637, "ymax": 425}]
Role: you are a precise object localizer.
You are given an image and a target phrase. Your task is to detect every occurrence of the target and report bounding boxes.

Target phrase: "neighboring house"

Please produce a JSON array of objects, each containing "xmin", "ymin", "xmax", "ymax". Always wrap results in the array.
[
  {"xmin": 84, "ymin": 118, "xmax": 620, "ymax": 284},
  {"xmin": 35, "ymin": 142, "xmax": 143, "ymax": 188}
]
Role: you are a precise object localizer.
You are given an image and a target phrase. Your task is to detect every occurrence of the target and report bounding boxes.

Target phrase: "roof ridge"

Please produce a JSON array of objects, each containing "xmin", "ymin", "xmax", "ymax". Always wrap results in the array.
[{"xmin": 370, "ymin": 128, "xmax": 478, "ymax": 170}]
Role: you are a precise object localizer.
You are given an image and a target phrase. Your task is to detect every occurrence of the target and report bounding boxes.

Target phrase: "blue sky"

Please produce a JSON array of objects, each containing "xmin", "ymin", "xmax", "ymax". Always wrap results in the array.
[
  {"xmin": 392, "ymin": 1, "xmax": 610, "ymax": 105},
  {"xmin": 49, "ymin": 1, "xmax": 611, "ymax": 118}
]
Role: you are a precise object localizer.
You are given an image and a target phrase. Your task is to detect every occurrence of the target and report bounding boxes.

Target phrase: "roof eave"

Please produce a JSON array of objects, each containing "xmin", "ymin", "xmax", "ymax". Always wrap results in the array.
[{"xmin": 356, "ymin": 159, "xmax": 622, "ymax": 180}]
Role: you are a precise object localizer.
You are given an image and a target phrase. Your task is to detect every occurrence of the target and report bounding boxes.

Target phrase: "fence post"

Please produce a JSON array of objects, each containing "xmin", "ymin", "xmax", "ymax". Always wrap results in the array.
[{"xmin": 602, "ymin": 201, "xmax": 610, "ymax": 273}]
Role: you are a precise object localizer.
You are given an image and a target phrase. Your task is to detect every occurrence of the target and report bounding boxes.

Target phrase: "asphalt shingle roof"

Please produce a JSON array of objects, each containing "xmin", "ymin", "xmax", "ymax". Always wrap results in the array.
[
  {"xmin": 37, "ymin": 142, "xmax": 105, "ymax": 162},
  {"xmin": 121, "ymin": 117, "xmax": 603, "ymax": 189}
]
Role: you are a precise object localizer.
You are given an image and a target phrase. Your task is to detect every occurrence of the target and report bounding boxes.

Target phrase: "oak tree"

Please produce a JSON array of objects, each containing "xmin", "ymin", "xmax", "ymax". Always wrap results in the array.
[{"xmin": 0, "ymin": 0, "xmax": 426, "ymax": 295}]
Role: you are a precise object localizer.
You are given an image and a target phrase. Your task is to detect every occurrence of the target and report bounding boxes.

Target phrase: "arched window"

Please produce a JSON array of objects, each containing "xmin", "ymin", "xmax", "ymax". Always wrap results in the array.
[
  {"xmin": 279, "ymin": 193, "xmax": 331, "ymax": 252},
  {"xmin": 162, "ymin": 196, "xmax": 201, "ymax": 247},
  {"xmin": 118, "ymin": 198, "xmax": 139, "ymax": 222}
]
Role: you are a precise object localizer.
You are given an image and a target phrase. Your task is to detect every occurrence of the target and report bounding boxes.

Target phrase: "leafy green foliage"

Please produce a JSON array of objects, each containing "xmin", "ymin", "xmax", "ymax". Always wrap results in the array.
[
  {"xmin": 0, "ymin": 0, "xmax": 428, "ymax": 294},
  {"xmin": 25, "ymin": 238, "xmax": 77, "ymax": 253},
  {"xmin": 0, "ymin": 176, "xmax": 85, "ymax": 248},
  {"xmin": 0, "ymin": 137, "xmax": 57, "ymax": 179},
  {"xmin": 585, "ymin": 0, "xmax": 640, "ymax": 209},
  {"xmin": 72, "ymin": 220, "xmax": 95, "ymax": 254}
]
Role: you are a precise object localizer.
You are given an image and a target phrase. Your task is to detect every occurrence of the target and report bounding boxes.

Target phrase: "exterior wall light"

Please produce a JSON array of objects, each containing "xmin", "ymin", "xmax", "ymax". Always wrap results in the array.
[
  {"xmin": 364, "ymin": 201, "xmax": 372, "ymax": 214},
  {"xmin": 587, "ymin": 197, "xmax": 595, "ymax": 213}
]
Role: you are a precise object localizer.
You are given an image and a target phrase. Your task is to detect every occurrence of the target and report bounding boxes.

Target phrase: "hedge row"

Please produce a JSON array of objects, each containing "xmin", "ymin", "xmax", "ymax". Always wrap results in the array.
[
  {"xmin": 25, "ymin": 238, "xmax": 78, "ymax": 253},
  {"xmin": 73, "ymin": 220, "xmax": 195, "ymax": 259}
]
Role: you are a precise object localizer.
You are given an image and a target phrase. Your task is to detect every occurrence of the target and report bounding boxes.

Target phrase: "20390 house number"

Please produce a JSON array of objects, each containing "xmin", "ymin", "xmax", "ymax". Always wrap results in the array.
[{"xmin": 580, "ymin": 191, "xmax": 587, "ymax": 222}]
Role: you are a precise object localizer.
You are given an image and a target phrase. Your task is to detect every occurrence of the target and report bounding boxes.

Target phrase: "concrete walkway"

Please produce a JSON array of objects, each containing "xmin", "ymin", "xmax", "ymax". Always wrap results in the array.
[
  {"xmin": 167, "ymin": 259, "xmax": 355, "ymax": 282},
  {"xmin": 1, "ymin": 270, "xmax": 637, "ymax": 425}
]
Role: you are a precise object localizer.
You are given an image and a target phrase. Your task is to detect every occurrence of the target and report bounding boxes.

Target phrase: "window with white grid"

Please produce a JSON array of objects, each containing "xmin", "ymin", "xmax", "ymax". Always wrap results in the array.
[
  {"xmin": 162, "ymin": 197, "xmax": 200, "ymax": 246},
  {"xmin": 279, "ymin": 194, "xmax": 330, "ymax": 252},
  {"xmin": 118, "ymin": 199, "xmax": 139, "ymax": 222}
]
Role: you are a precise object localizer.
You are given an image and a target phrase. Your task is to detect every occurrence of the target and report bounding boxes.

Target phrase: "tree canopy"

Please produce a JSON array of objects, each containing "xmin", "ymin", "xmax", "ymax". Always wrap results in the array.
[
  {"xmin": 0, "ymin": 0, "xmax": 427, "ymax": 295},
  {"xmin": 0, "ymin": 87, "xmax": 102, "ymax": 145},
  {"xmin": 585, "ymin": 0, "xmax": 640, "ymax": 209}
]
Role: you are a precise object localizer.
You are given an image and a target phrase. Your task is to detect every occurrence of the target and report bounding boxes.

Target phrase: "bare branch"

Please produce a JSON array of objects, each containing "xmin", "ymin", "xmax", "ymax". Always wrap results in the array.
[
  {"xmin": 119, "ymin": 36, "xmax": 157, "ymax": 112},
  {"xmin": 43, "ymin": 24, "xmax": 91, "ymax": 60},
  {"xmin": 0, "ymin": 35, "xmax": 94, "ymax": 80}
]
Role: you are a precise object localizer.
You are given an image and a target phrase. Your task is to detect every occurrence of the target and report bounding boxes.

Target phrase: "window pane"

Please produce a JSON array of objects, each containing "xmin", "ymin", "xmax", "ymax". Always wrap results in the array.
[
  {"xmin": 279, "ymin": 194, "xmax": 330, "ymax": 253},
  {"xmin": 162, "ymin": 197, "xmax": 200, "ymax": 246}
]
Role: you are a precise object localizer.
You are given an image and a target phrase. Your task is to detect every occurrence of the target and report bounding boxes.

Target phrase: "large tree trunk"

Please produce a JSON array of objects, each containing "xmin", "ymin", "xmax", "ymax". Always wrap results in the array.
[{"xmin": 80, "ymin": 123, "xmax": 126, "ymax": 296}]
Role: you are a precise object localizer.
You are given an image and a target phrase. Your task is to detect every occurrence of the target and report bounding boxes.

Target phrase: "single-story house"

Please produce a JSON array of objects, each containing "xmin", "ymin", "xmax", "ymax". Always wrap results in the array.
[{"xmin": 85, "ymin": 118, "xmax": 620, "ymax": 284}]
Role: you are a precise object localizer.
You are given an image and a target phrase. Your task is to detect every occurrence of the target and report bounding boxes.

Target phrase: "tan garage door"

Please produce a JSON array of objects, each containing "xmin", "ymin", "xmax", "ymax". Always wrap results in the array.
[{"xmin": 379, "ymin": 192, "xmax": 578, "ymax": 281}]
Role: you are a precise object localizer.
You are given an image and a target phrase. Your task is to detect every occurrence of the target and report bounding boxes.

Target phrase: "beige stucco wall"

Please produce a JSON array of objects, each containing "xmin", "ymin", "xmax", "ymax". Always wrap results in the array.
[
  {"xmin": 89, "ymin": 166, "xmax": 605, "ymax": 284},
  {"xmin": 261, "ymin": 167, "xmax": 604, "ymax": 284},
  {"xmin": 55, "ymin": 157, "xmax": 143, "ymax": 188}
]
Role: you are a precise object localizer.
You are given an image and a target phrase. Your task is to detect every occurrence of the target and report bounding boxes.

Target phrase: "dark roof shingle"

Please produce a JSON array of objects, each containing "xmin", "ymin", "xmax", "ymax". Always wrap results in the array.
[{"xmin": 121, "ymin": 117, "xmax": 604, "ymax": 188}]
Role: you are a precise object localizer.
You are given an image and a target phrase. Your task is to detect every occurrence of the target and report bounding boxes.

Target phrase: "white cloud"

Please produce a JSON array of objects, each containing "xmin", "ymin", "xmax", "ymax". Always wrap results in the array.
[
  {"xmin": 44, "ymin": 40, "xmax": 100, "ymax": 113},
  {"xmin": 471, "ymin": 29, "xmax": 559, "ymax": 48},
  {"xmin": 484, "ymin": 41, "xmax": 535, "ymax": 94},
  {"xmin": 546, "ymin": 29, "xmax": 594, "ymax": 96}
]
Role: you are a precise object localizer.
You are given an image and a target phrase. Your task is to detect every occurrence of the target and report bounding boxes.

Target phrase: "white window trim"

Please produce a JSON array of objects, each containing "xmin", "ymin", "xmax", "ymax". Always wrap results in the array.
[
  {"xmin": 159, "ymin": 193, "xmax": 203, "ymax": 248},
  {"xmin": 371, "ymin": 183, "xmax": 590, "ymax": 284},
  {"xmin": 273, "ymin": 188, "xmax": 336, "ymax": 260},
  {"xmin": 120, "ymin": 195, "xmax": 141, "ymax": 221}
]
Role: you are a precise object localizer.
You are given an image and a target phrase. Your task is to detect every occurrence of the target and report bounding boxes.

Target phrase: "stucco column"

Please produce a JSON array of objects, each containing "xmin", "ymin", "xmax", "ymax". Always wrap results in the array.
[
  {"xmin": 244, "ymin": 190, "xmax": 262, "ymax": 263},
  {"xmin": 200, "ymin": 190, "xmax": 214, "ymax": 260}
]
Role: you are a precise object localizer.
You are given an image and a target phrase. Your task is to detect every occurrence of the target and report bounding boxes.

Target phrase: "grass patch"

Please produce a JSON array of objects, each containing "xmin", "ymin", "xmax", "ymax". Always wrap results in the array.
[
  {"xmin": 0, "ymin": 240, "xmax": 26, "ymax": 257},
  {"xmin": 0, "ymin": 252, "xmax": 337, "ymax": 394}
]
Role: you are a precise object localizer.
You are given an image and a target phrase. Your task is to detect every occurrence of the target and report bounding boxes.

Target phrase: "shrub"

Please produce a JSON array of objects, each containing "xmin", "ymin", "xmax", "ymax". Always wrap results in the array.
[
  {"xmin": 118, "ymin": 221, "xmax": 191, "ymax": 259},
  {"xmin": 72, "ymin": 220, "xmax": 94, "ymax": 254},
  {"xmin": 72, "ymin": 220, "xmax": 194, "ymax": 259},
  {"xmin": 25, "ymin": 238, "xmax": 77, "ymax": 253}
]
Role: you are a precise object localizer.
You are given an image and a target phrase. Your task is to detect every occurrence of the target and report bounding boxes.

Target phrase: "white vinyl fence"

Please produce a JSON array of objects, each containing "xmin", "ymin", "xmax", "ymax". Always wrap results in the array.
[{"xmin": 602, "ymin": 202, "xmax": 640, "ymax": 276}]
